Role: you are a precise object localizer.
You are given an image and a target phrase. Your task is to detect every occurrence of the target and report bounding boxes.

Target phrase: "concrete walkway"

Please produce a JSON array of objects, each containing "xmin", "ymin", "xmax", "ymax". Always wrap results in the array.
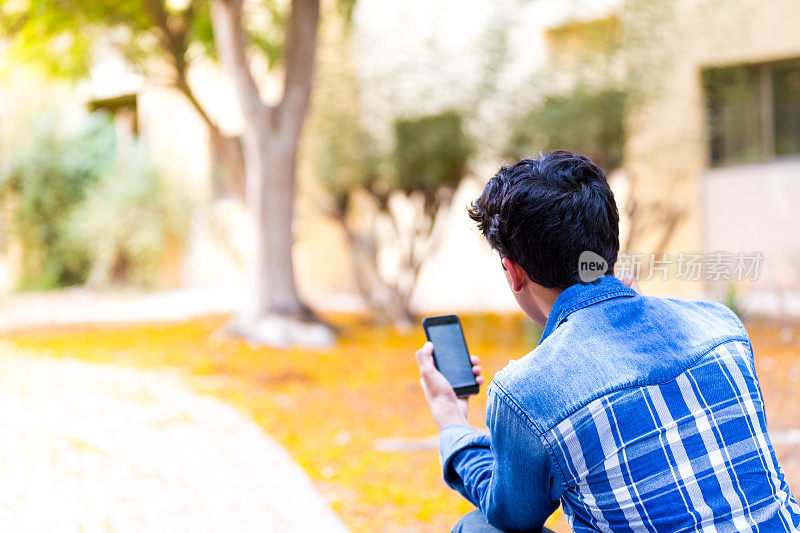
[{"xmin": 0, "ymin": 344, "xmax": 348, "ymax": 533}]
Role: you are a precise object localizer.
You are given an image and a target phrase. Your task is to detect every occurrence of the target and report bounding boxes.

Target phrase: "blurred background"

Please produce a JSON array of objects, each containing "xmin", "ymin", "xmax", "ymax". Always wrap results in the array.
[{"xmin": 0, "ymin": 0, "xmax": 798, "ymax": 531}]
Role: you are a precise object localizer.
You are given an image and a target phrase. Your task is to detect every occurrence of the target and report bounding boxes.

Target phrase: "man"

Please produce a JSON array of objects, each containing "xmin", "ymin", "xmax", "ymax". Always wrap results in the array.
[{"xmin": 414, "ymin": 151, "xmax": 800, "ymax": 532}]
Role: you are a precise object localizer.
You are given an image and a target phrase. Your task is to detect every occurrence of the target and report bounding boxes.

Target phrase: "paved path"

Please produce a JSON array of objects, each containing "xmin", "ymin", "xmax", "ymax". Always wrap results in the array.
[{"xmin": 0, "ymin": 345, "xmax": 349, "ymax": 533}]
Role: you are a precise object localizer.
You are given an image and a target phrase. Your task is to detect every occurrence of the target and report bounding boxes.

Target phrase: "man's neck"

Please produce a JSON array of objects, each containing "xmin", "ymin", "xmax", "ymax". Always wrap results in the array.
[
  {"xmin": 539, "ymin": 287, "xmax": 563, "ymax": 320},
  {"xmin": 526, "ymin": 284, "xmax": 563, "ymax": 326}
]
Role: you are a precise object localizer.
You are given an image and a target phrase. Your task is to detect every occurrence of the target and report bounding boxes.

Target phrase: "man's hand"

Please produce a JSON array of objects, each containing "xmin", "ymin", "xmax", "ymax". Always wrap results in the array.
[{"xmin": 415, "ymin": 342, "xmax": 484, "ymax": 430}]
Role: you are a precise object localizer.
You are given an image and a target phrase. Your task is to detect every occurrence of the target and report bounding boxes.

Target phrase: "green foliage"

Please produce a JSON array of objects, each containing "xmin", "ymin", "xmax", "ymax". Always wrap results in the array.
[
  {"xmin": 313, "ymin": 109, "xmax": 379, "ymax": 214},
  {"xmin": 1, "ymin": 0, "xmax": 354, "ymax": 80},
  {"xmin": 722, "ymin": 283, "xmax": 742, "ymax": 318},
  {"xmin": 64, "ymin": 143, "xmax": 190, "ymax": 287},
  {"xmin": 316, "ymin": 109, "xmax": 474, "ymax": 213},
  {"xmin": 0, "ymin": 0, "xmax": 277, "ymax": 78},
  {"xmin": 393, "ymin": 111, "xmax": 473, "ymax": 201},
  {"xmin": 191, "ymin": 0, "xmax": 289, "ymax": 68},
  {"xmin": 0, "ymin": 113, "xmax": 117, "ymax": 288},
  {"xmin": 244, "ymin": 1, "xmax": 288, "ymax": 69},
  {"xmin": 314, "ymin": 106, "xmax": 472, "ymax": 215},
  {"xmin": 0, "ymin": 112, "xmax": 189, "ymax": 289},
  {"xmin": 312, "ymin": 107, "xmax": 473, "ymax": 324},
  {"xmin": 507, "ymin": 86, "xmax": 626, "ymax": 172},
  {"xmin": 0, "ymin": 0, "xmax": 152, "ymax": 79},
  {"xmin": 336, "ymin": 0, "xmax": 358, "ymax": 31}
]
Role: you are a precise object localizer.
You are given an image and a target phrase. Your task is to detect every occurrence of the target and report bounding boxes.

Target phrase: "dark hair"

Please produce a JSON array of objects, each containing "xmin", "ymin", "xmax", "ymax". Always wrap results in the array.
[{"xmin": 467, "ymin": 150, "xmax": 619, "ymax": 289}]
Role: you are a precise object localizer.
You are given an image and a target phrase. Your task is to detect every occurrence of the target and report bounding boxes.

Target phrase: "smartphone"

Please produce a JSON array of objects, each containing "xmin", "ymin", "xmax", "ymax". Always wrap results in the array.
[{"xmin": 421, "ymin": 314, "xmax": 479, "ymax": 397}]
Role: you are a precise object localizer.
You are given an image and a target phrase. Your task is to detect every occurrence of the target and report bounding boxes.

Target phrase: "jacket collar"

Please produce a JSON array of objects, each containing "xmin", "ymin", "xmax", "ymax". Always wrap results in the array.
[{"xmin": 539, "ymin": 275, "xmax": 637, "ymax": 344}]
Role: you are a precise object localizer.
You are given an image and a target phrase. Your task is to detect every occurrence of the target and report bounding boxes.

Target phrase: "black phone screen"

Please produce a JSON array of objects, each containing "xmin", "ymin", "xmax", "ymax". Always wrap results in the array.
[{"xmin": 426, "ymin": 323, "xmax": 476, "ymax": 388}]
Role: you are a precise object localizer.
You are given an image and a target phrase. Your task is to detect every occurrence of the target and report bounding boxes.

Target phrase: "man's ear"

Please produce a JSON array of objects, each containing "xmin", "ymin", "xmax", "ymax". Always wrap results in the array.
[{"xmin": 501, "ymin": 257, "xmax": 528, "ymax": 292}]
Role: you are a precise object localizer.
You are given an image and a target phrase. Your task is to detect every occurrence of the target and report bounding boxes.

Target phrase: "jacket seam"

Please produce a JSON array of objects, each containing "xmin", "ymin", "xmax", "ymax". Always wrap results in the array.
[
  {"xmin": 553, "ymin": 289, "xmax": 636, "ymax": 330},
  {"xmin": 714, "ymin": 301, "xmax": 750, "ymax": 341},
  {"xmin": 539, "ymin": 333, "xmax": 750, "ymax": 434},
  {"xmin": 490, "ymin": 380, "xmax": 541, "ymax": 433}
]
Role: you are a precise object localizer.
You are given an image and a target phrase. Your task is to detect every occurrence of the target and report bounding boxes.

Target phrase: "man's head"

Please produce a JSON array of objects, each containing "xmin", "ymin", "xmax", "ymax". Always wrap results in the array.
[{"xmin": 468, "ymin": 150, "xmax": 619, "ymax": 324}]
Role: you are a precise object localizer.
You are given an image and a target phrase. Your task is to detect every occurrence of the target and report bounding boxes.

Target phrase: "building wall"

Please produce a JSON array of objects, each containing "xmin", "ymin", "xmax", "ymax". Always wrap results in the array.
[
  {"xmin": 624, "ymin": 0, "xmax": 800, "ymax": 298},
  {"xmin": 703, "ymin": 160, "xmax": 800, "ymax": 290}
]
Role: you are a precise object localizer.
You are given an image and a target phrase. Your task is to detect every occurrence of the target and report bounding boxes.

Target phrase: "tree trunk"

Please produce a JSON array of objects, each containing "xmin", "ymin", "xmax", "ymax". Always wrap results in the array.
[
  {"xmin": 208, "ymin": 126, "xmax": 246, "ymax": 199},
  {"xmin": 242, "ymin": 114, "xmax": 308, "ymax": 319},
  {"xmin": 211, "ymin": 0, "xmax": 331, "ymax": 347}
]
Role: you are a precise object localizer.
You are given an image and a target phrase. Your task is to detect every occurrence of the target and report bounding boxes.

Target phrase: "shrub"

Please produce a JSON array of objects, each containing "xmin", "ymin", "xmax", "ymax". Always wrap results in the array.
[
  {"xmin": 316, "ymin": 110, "xmax": 473, "ymax": 326},
  {"xmin": 0, "ymin": 113, "xmax": 116, "ymax": 288},
  {"xmin": 64, "ymin": 141, "xmax": 190, "ymax": 287},
  {"xmin": 1, "ymin": 112, "xmax": 189, "ymax": 289},
  {"xmin": 507, "ymin": 86, "xmax": 626, "ymax": 172},
  {"xmin": 393, "ymin": 111, "xmax": 473, "ymax": 199},
  {"xmin": 722, "ymin": 282, "xmax": 743, "ymax": 318}
]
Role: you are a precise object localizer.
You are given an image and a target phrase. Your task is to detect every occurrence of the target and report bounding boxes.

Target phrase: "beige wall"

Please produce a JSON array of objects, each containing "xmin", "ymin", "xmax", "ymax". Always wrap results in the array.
[
  {"xmin": 703, "ymin": 160, "xmax": 800, "ymax": 291},
  {"xmin": 138, "ymin": 87, "xmax": 212, "ymax": 203}
]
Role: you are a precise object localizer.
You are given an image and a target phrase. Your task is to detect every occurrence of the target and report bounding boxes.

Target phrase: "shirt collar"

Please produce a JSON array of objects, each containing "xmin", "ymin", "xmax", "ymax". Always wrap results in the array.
[{"xmin": 539, "ymin": 275, "xmax": 637, "ymax": 344}]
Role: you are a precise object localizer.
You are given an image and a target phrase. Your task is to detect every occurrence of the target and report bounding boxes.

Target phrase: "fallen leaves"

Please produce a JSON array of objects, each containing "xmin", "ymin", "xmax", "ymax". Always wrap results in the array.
[{"xmin": 4, "ymin": 314, "xmax": 796, "ymax": 532}]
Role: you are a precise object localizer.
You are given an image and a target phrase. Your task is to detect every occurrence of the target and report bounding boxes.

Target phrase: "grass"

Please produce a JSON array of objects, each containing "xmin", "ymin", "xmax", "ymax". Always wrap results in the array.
[{"xmin": 2, "ymin": 315, "xmax": 798, "ymax": 532}]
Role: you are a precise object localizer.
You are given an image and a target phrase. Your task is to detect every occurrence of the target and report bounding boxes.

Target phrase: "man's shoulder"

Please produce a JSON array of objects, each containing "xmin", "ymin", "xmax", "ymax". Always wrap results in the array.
[
  {"xmin": 655, "ymin": 296, "xmax": 747, "ymax": 334},
  {"xmin": 491, "ymin": 296, "xmax": 750, "ymax": 433},
  {"xmin": 490, "ymin": 345, "xmax": 574, "ymax": 433}
]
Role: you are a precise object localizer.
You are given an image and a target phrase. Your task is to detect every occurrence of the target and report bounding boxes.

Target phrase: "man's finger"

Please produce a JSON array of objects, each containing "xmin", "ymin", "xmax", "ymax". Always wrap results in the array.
[
  {"xmin": 415, "ymin": 342, "xmax": 435, "ymax": 372},
  {"xmin": 470, "ymin": 355, "xmax": 480, "ymax": 364},
  {"xmin": 419, "ymin": 377, "xmax": 432, "ymax": 401},
  {"xmin": 472, "ymin": 365, "xmax": 482, "ymax": 375}
]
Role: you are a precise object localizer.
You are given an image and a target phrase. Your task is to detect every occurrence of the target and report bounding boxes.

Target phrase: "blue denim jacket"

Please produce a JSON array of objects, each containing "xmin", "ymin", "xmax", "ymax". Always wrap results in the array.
[{"xmin": 439, "ymin": 275, "xmax": 800, "ymax": 532}]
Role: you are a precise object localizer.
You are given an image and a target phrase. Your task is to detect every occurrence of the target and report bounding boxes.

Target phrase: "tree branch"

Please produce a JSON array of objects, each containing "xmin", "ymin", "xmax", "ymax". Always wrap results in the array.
[
  {"xmin": 174, "ymin": 73, "xmax": 216, "ymax": 128},
  {"xmin": 141, "ymin": 0, "xmax": 217, "ymax": 129},
  {"xmin": 210, "ymin": 0, "xmax": 267, "ymax": 121},
  {"xmin": 142, "ymin": 0, "xmax": 186, "ymax": 70},
  {"xmin": 278, "ymin": 0, "xmax": 320, "ymax": 132}
]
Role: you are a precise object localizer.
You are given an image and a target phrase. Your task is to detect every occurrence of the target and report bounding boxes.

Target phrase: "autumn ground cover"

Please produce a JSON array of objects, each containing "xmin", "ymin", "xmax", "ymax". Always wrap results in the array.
[{"xmin": 2, "ymin": 314, "xmax": 799, "ymax": 532}]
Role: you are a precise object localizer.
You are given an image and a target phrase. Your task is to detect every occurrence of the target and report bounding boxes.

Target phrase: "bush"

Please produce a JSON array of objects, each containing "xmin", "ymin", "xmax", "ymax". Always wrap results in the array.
[
  {"xmin": 315, "ymin": 109, "xmax": 473, "ymax": 326},
  {"xmin": 393, "ymin": 111, "xmax": 473, "ymax": 197},
  {"xmin": 64, "ymin": 142, "xmax": 190, "ymax": 287},
  {"xmin": 507, "ymin": 86, "xmax": 626, "ymax": 172},
  {"xmin": 722, "ymin": 282, "xmax": 743, "ymax": 318},
  {"xmin": 1, "ymin": 112, "xmax": 189, "ymax": 289},
  {"xmin": 0, "ymin": 113, "xmax": 116, "ymax": 288}
]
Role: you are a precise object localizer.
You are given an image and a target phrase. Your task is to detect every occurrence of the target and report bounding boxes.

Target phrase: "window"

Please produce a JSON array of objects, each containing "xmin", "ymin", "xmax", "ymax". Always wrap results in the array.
[
  {"xmin": 702, "ymin": 58, "xmax": 800, "ymax": 167},
  {"xmin": 773, "ymin": 64, "xmax": 800, "ymax": 156}
]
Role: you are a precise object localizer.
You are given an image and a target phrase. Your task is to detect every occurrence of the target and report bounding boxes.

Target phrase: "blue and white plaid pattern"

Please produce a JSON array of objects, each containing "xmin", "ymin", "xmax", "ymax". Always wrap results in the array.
[{"xmin": 544, "ymin": 340, "xmax": 800, "ymax": 532}]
